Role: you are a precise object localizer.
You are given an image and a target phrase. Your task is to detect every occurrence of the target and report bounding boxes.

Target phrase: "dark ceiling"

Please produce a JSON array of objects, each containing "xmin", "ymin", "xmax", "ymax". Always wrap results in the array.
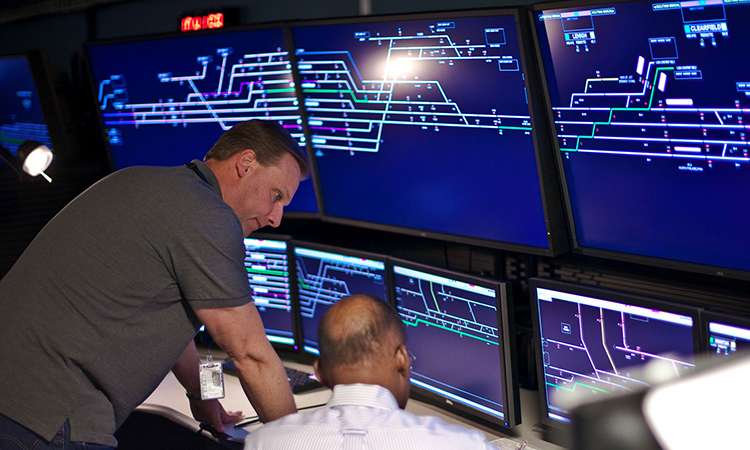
[{"xmin": 0, "ymin": 0, "xmax": 125, "ymax": 24}]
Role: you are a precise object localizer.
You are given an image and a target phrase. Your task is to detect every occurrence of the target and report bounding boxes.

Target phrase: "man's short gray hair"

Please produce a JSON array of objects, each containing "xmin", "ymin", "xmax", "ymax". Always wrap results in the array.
[{"xmin": 204, "ymin": 119, "xmax": 309, "ymax": 177}]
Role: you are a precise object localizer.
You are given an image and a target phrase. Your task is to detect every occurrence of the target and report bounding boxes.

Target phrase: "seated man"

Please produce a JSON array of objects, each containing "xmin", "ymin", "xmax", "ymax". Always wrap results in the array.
[{"xmin": 244, "ymin": 294, "xmax": 497, "ymax": 449}]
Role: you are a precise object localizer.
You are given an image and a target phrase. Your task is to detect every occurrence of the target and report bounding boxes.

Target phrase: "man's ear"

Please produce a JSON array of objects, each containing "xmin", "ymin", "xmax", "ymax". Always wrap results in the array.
[
  {"xmin": 395, "ymin": 344, "xmax": 410, "ymax": 375},
  {"xmin": 313, "ymin": 359, "xmax": 332, "ymax": 389},
  {"xmin": 236, "ymin": 149, "xmax": 257, "ymax": 177}
]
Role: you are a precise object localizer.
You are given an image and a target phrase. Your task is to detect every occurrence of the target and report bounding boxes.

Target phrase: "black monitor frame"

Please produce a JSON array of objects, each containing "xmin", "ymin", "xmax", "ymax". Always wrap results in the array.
[
  {"xmin": 528, "ymin": 277, "xmax": 702, "ymax": 436},
  {"xmin": 287, "ymin": 8, "xmax": 569, "ymax": 255},
  {"xmin": 700, "ymin": 309, "xmax": 750, "ymax": 364},
  {"xmin": 291, "ymin": 240, "xmax": 391, "ymax": 363},
  {"xmin": 528, "ymin": 0, "xmax": 750, "ymax": 281},
  {"xmin": 390, "ymin": 257, "xmax": 520, "ymax": 429},
  {"xmin": 282, "ymin": 26, "xmax": 326, "ymax": 220},
  {"xmin": 82, "ymin": 23, "xmax": 320, "ymax": 219},
  {"xmin": 243, "ymin": 232, "xmax": 301, "ymax": 353},
  {"xmin": 0, "ymin": 49, "xmax": 73, "ymax": 166}
]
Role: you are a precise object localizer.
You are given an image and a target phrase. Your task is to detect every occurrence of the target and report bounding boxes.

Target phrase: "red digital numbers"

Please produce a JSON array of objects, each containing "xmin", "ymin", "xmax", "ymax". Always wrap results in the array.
[{"xmin": 181, "ymin": 13, "xmax": 224, "ymax": 32}]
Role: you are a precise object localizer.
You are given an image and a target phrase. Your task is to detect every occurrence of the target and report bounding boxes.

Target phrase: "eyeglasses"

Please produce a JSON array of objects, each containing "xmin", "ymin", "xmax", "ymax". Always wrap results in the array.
[{"xmin": 408, "ymin": 350, "xmax": 417, "ymax": 370}]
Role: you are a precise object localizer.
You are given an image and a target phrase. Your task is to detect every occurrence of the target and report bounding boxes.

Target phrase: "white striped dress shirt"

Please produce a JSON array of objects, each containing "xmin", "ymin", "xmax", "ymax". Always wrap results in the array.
[{"xmin": 244, "ymin": 383, "xmax": 497, "ymax": 450}]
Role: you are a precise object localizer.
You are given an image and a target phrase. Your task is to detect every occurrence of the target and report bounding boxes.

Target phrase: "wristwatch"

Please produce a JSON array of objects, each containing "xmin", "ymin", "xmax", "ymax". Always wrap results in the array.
[{"xmin": 186, "ymin": 390, "xmax": 202, "ymax": 400}]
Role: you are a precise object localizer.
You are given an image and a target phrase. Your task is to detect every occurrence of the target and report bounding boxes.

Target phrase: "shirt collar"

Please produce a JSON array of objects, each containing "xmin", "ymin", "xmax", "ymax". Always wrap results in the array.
[
  {"xmin": 189, "ymin": 159, "xmax": 222, "ymax": 198},
  {"xmin": 327, "ymin": 384, "xmax": 399, "ymax": 411}
]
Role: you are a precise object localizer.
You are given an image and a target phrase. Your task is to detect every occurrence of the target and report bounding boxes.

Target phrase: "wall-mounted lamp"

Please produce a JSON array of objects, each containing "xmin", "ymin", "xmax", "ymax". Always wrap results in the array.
[{"xmin": 0, "ymin": 140, "xmax": 53, "ymax": 182}]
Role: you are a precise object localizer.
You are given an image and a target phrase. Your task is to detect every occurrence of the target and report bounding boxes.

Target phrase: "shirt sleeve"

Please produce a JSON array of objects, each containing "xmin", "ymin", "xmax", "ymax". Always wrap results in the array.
[{"xmin": 166, "ymin": 206, "xmax": 253, "ymax": 308}]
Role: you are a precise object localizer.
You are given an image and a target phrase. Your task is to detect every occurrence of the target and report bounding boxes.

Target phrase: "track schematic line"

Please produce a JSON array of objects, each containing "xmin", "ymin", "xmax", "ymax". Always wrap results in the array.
[
  {"xmin": 296, "ymin": 23, "xmax": 533, "ymax": 155},
  {"xmin": 599, "ymin": 307, "xmax": 619, "ymax": 375},
  {"xmin": 429, "ymin": 282, "xmax": 441, "ymax": 312},
  {"xmin": 96, "ymin": 49, "xmax": 304, "ymax": 141},
  {"xmin": 540, "ymin": 2, "xmax": 750, "ymax": 168},
  {"xmin": 578, "ymin": 303, "xmax": 600, "ymax": 380},
  {"xmin": 295, "ymin": 248, "xmax": 386, "ymax": 320},
  {"xmin": 297, "ymin": 263, "xmax": 380, "ymax": 317},
  {"xmin": 395, "ymin": 267, "xmax": 499, "ymax": 346}
]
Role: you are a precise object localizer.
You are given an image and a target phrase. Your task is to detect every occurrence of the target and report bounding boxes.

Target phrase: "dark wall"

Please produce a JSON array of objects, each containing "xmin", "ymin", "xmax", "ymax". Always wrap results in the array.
[{"xmin": 0, "ymin": 11, "xmax": 88, "ymax": 79}]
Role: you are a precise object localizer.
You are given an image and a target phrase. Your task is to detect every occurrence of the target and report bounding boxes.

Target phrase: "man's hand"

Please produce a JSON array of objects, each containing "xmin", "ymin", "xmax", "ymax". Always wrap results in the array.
[{"xmin": 189, "ymin": 398, "xmax": 243, "ymax": 433}]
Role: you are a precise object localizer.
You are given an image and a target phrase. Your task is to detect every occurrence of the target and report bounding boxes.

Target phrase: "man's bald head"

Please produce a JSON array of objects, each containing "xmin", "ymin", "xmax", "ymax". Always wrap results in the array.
[
  {"xmin": 318, "ymin": 294, "xmax": 406, "ymax": 369},
  {"xmin": 314, "ymin": 294, "xmax": 412, "ymax": 408}
]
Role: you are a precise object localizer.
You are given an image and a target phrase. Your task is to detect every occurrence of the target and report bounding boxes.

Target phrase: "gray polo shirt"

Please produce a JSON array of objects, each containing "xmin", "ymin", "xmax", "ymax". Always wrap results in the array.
[{"xmin": 0, "ymin": 161, "xmax": 252, "ymax": 446}]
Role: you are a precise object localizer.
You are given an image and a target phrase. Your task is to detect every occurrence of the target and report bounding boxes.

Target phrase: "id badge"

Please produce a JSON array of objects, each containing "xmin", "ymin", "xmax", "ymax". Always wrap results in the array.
[{"xmin": 199, "ymin": 361, "xmax": 225, "ymax": 400}]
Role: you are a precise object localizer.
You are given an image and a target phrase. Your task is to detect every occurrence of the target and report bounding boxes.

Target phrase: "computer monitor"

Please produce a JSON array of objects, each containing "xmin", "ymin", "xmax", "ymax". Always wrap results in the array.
[
  {"xmin": 84, "ymin": 25, "xmax": 318, "ymax": 216},
  {"xmin": 529, "ymin": 278, "xmax": 701, "ymax": 431},
  {"xmin": 292, "ymin": 241, "xmax": 388, "ymax": 356},
  {"xmin": 701, "ymin": 310, "xmax": 750, "ymax": 363},
  {"xmin": 532, "ymin": 0, "xmax": 750, "ymax": 278},
  {"xmin": 290, "ymin": 9, "xmax": 567, "ymax": 254},
  {"xmin": 0, "ymin": 50, "xmax": 69, "ymax": 162},
  {"xmin": 392, "ymin": 258, "xmax": 519, "ymax": 428},
  {"xmin": 243, "ymin": 235, "xmax": 298, "ymax": 350}
]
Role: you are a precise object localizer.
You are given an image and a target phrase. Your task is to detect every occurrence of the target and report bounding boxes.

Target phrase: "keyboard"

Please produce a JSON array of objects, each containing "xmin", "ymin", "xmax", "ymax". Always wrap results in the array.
[{"xmin": 222, "ymin": 360, "xmax": 322, "ymax": 394}]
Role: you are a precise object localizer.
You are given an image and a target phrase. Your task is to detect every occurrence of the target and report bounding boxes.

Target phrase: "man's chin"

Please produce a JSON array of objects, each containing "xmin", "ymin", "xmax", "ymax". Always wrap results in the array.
[{"xmin": 246, "ymin": 221, "xmax": 263, "ymax": 235}]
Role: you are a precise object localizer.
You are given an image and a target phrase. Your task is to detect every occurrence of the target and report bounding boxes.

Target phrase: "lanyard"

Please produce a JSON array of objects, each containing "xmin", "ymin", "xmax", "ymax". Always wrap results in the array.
[{"xmin": 201, "ymin": 331, "xmax": 215, "ymax": 361}]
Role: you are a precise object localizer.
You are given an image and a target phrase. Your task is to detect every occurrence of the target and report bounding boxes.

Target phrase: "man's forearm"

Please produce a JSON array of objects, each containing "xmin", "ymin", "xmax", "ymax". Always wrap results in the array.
[
  {"xmin": 193, "ymin": 303, "xmax": 297, "ymax": 421},
  {"xmin": 232, "ymin": 350, "xmax": 296, "ymax": 422}
]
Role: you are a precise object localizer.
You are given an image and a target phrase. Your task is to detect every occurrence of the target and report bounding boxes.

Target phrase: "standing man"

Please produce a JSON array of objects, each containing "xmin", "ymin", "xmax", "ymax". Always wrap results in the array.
[
  {"xmin": 244, "ymin": 294, "xmax": 497, "ymax": 450},
  {"xmin": 0, "ymin": 120, "xmax": 305, "ymax": 449}
]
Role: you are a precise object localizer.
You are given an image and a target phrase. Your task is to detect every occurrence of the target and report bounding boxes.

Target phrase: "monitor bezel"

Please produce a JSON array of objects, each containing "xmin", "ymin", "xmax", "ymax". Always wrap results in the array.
[
  {"xmin": 282, "ymin": 25, "xmax": 326, "ymax": 220},
  {"xmin": 243, "ymin": 232, "xmax": 301, "ymax": 353},
  {"xmin": 700, "ymin": 309, "xmax": 750, "ymax": 364},
  {"xmin": 390, "ymin": 256, "xmax": 520, "ymax": 429},
  {"xmin": 528, "ymin": 0, "xmax": 750, "ymax": 281},
  {"xmin": 287, "ymin": 8, "xmax": 569, "ymax": 256},
  {"xmin": 82, "ymin": 22, "xmax": 321, "ymax": 219},
  {"xmin": 290, "ymin": 239, "xmax": 391, "ymax": 363},
  {"xmin": 528, "ymin": 277, "xmax": 703, "ymax": 435}
]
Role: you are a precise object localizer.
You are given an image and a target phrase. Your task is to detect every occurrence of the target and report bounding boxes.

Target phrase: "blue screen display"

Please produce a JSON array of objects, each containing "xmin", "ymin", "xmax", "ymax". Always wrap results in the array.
[
  {"xmin": 535, "ymin": 0, "xmax": 750, "ymax": 272},
  {"xmin": 394, "ymin": 263, "xmax": 511, "ymax": 426},
  {"xmin": 86, "ymin": 27, "xmax": 317, "ymax": 214},
  {"xmin": 0, "ymin": 56, "xmax": 53, "ymax": 157},
  {"xmin": 292, "ymin": 13, "xmax": 549, "ymax": 248},
  {"xmin": 532, "ymin": 280, "xmax": 697, "ymax": 425},
  {"xmin": 294, "ymin": 244, "xmax": 388, "ymax": 355},
  {"xmin": 244, "ymin": 237, "xmax": 296, "ymax": 348}
]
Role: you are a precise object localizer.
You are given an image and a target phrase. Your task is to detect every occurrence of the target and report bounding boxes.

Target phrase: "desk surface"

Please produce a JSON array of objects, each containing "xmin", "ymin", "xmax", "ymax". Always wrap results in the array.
[{"xmin": 141, "ymin": 357, "xmax": 568, "ymax": 450}]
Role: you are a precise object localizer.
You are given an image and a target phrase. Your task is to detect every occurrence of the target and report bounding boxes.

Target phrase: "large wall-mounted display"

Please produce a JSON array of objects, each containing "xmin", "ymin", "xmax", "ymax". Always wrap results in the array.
[
  {"xmin": 85, "ymin": 26, "xmax": 318, "ymax": 215},
  {"xmin": 533, "ymin": 0, "xmax": 750, "ymax": 278},
  {"xmin": 291, "ymin": 9, "xmax": 567, "ymax": 254}
]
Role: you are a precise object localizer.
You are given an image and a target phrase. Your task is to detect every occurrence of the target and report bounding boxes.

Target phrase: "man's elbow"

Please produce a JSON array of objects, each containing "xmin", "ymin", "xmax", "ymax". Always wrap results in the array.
[{"xmin": 227, "ymin": 344, "xmax": 279, "ymax": 373}]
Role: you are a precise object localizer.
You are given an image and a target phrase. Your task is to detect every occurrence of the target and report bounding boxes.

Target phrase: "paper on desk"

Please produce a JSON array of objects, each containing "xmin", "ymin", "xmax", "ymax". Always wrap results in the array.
[{"xmin": 489, "ymin": 437, "xmax": 540, "ymax": 450}]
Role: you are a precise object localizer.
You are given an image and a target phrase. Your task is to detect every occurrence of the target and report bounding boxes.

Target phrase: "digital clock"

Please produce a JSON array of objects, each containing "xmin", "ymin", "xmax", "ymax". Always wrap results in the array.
[{"xmin": 180, "ymin": 12, "xmax": 225, "ymax": 32}]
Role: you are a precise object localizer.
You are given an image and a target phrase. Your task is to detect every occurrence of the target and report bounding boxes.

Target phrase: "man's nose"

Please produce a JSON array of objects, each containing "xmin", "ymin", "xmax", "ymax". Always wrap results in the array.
[{"xmin": 267, "ymin": 205, "xmax": 283, "ymax": 228}]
